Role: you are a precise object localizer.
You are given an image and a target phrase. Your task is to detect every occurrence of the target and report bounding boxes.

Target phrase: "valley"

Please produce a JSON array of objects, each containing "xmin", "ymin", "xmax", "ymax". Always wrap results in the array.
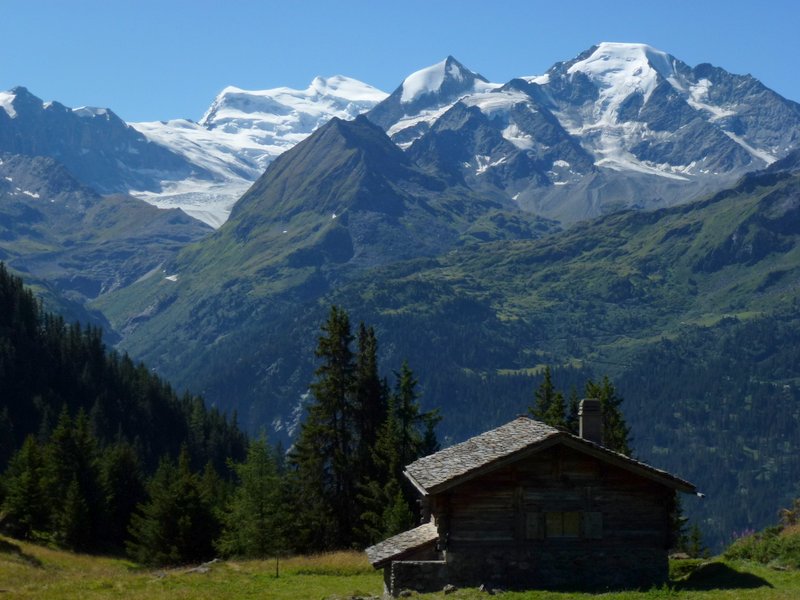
[{"xmin": 1, "ymin": 42, "xmax": 799, "ymax": 551}]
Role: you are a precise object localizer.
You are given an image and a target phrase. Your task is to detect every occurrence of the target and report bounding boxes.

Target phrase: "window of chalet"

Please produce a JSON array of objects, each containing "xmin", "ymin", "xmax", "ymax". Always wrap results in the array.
[
  {"xmin": 547, "ymin": 511, "xmax": 581, "ymax": 537},
  {"xmin": 525, "ymin": 511, "xmax": 603, "ymax": 540}
]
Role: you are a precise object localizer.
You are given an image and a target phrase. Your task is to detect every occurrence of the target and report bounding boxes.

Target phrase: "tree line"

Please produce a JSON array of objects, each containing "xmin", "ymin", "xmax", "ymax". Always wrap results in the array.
[{"xmin": 0, "ymin": 263, "xmax": 438, "ymax": 563}]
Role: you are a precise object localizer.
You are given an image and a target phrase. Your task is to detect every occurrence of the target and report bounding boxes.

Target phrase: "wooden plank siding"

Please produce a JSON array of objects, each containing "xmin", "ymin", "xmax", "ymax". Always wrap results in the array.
[{"xmin": 441, "ymin": 444, "xmax": 672, "ymax": 549}]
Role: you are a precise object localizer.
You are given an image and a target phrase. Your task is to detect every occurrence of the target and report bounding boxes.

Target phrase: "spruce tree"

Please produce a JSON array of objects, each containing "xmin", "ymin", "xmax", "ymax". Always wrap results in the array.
[
  {"xmin": 394, "ymin": 361, "xmax": 440, "ymax": 469},
  {"xmin": 43, "ymin": 408, "xmax": 104, "ymax": 549},
  {"xmin": 585, "ymin": 376, "xmax": 632, "ymax": 456},
  {"xmin": 216, "ymin": 438, "xmax": 283, "ymax": 558},
  {"xmin": 0, "ymin": 435, "xmax": 49, "ymax": 539},
  {"xmin": 127, "ymin": 446, "xmax": 218, "ymax": 565},
  {"xmin": 353, "ymin": 323, "xmax": 387, "ymax": 484},
  {"xmin": 101, "ymin": 441, "xmax": 147, "ymax": 549},
  {"xmin": 530, "ymin": 366, "xmax": 566, "ymax": 429},
  {"xmin": 290, "ymin": 305, "xmax": 357, "ymax": 549}
]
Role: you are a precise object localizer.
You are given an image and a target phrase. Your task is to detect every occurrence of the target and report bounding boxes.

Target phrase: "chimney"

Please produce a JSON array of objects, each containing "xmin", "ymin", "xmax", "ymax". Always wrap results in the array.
[{"xmin": 579, "ymin": 399, "xmax": 603, "ymax": 445}]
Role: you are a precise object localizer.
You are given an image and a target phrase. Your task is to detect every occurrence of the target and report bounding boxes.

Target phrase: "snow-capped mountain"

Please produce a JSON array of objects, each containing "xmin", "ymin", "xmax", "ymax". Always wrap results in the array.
[
  {"xmin": 3, "ymin": 44, "xmax": 798, "ymax": 228},
  {"xmin": 0, "ymin": 86, "xmax": 208, "ymax": 195},
  {"xmin": 367, "ymin": 56, "xmax": 500, "ymax": 147},
  {"xmin": 129, "ymin": 76, "xmax": 387, "ymax": 226},
  {"xmin": 370, "ymin": 43, "xmax": 800, "ymax": 221}
]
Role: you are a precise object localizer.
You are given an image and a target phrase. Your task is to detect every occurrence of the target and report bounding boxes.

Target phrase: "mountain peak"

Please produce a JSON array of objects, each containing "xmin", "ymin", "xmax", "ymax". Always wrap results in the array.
[
  {"xmin": 568, "ymin": 42, "xmax": 678, "ymax": 87},
  {"xmin": 399, "ymin": 56, "xmax": 488, "ymax": 104}
]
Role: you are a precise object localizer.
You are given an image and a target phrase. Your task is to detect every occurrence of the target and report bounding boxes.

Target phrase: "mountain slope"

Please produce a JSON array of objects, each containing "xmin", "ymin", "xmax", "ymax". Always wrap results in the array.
[
  {"xmin": 92, "ymin": 121, "xmax": 800, "ymax": 551},
  {"xmin": 94, "ymin": 115, "xmax": 554, "ymax": 424},
  {"xmin": 368, "ymin": 43, "xmax": 800, "ymax": 222},
  {"xmin": 0, "ymin": 87, "xmax": 207, "ymax": 194},
  {"xmin": 0, "ymin": 153, "xmax": 211, "ymax": 306},
  {"xmin": 130, "ymin": 77, "xmax": 387, "ymax": 225}
]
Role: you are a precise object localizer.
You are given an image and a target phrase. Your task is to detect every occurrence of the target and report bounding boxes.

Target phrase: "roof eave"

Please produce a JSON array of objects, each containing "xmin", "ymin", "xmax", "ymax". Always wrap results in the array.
[{"xmin": 403, "ymin": 469, "xmax": 430, "ymax": 497}]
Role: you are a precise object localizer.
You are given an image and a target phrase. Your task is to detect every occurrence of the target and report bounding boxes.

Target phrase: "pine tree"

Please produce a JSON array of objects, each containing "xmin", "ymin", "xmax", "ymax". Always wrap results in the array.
[
  {"xmin": 530, "ymin": 366, "xmax": 566, "ymax": 428},
  {"xmin": 687, "ymin": 523, "xmax": 709, "ymax": 558},
  {"xmin": 127, "ymin": 446, "xmax": 218, "ymax": 565},
  {"xmin": 394, "ymin": 361, "xmax": 440, "ymax": 469},
  {"xmin": 43, "ymin": 408, "xmax": 104, "ymax": 549},
  {"xmin": 565, "ymin": 387, "xmax": 580, "ymax": 435},
  {"xmin": 353, "ymin": 323, "xmax": 387, "ymax": 484},
  {"xmin": 356, "ymin": 362, "xmax": 440, "ymax": 545},
  {"xmin": 58, "ymin": 476, "xmax": 91, "ymax": 551},
  {"xmin": 585, "ymin": 376, "xmax": 632, "ymax": 456},
  {"xmin": 290, "ymin": 305, "xmax": 357, "ymax": 549},
  {"xmin": 101, "ymin": 441, "xmax": 147, "ymax": 549},
  {"xmin": 0, "ymin": 435, "xmax": 49, "ymax": 539},
  {"xmin": 216, "ymin": 438, "xmax": 283, "ymax": 558}
]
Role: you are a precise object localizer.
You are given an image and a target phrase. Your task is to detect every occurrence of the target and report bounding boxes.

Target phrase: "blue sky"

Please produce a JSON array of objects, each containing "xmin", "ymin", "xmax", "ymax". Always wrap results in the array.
[{"xmin": 2, "ymin": 0, "xmax": 798, "ymax": 122}]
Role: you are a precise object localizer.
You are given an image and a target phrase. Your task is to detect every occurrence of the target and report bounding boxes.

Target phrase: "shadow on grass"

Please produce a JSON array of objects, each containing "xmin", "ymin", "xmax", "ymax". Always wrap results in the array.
[
  {"xmin": 0, "ymin": 538, "xmax": 44, "ymax": 568},
  {"xmin": 674, "ymin": 561, "xmax": 772, "ymax": 590}
]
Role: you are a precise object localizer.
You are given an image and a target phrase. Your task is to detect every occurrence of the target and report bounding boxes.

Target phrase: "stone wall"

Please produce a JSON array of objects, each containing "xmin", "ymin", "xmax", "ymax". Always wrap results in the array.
[
  {"xmin": 390, "ymin": 560, "xmax": 448, "ymax": 596},
  {"xmin": 444, "ymin": 544, "xmax": 668, "ymax": 590}
]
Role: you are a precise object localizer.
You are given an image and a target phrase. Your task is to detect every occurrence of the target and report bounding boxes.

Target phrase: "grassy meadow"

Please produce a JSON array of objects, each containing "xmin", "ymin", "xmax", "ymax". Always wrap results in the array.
[{"xmin": 2, "ymin": 535, "xmax": 799, "ymax": 599}]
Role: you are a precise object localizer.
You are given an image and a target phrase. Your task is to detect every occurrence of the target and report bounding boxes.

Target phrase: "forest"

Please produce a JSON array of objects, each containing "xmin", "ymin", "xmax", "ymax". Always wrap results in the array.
[
  {"xmin": 0, "ymin": 262, "xmax": 670, "ymax": 564},
  {"xmin": 0, "ymin": 263, "xmax": 441, "ymax": 561}
]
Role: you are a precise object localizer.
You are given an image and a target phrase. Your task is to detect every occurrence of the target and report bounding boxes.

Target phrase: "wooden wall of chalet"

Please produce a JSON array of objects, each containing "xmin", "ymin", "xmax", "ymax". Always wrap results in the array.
[{"xmin": 429, "ymin": 444, "xmax": 674, "ymax": 589}]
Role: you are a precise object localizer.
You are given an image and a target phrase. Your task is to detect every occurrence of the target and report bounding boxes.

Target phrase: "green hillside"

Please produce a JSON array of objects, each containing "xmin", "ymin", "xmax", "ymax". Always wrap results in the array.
[{"xmin": 92, "ymin": 121, "xmax": 800, "ymax": 550}]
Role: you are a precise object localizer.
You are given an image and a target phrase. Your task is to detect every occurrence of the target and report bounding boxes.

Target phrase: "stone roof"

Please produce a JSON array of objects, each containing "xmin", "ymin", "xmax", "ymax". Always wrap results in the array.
[
  {"xmin": 405, "ymin": 416, "xmax": 559, "ymax": 493},
  {"xmin": 365, "ymin": 521, "xmax": 438, "ymax": 567},
  {"xmin": 404, "ymin": 416, "xmax": 696, "ymax": 494}
]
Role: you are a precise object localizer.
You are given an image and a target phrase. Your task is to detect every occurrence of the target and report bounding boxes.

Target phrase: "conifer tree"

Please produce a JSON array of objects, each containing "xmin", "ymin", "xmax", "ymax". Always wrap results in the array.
[
  {"xmin": 530, "ymin": 366, "xmax": 566, "ymax": 429},
  {"xmin": 565, "ymin": 387, "xmax": 580, "ymax": 435},
  {"xmin": 0, "ymin": 435, "xmax": 48, "ymax": 539},
  {"xmin": 394, "ymin": 361, "xmax": 440, "ymax": 469},
  {"xmin": 58, "ymin": 476, "xmax": 91, "ymax": 550},
  {"xmin": 127, "ymin": 446, "xmax": 218, "ymax": 565},
  {"xmin": 101, "ymin": 441, "xmax": 147, "ymax": 549},
  {"xmin": 585, "ymin": 376, "xmax": 632, "ymax": 456},
  {"xmin": 216, "ymin": 438, "xmax": 284, "ymax": 558},
  {"xmin": 290, "ymin": 305, "xmax": 357, "ymax": 549},
  {"xmin": 353, "ymin": 323, "xmax": 387, "ymax": 484},
  {"xmin": 43, "ymin": 408, "xmax": 104, "ymax": 549}
]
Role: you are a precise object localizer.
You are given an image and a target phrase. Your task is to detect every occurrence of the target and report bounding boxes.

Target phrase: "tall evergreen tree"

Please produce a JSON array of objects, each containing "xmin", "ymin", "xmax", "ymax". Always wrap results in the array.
[
  {"xmin": 353, "ymin": 323, "xmax": 387, "ymax": 484},
  {"xmin": 0, "ymin": 435, "xmax": 48, "ymax": 539},
  {"xmin": 530, "ymin": 366, "xmax": 566, "ymax": 429},
  {"xmin": 101, "ymin": 441, "xmax": 147, "ymax": 549},
  {"xmin": 43, "ymin": 408, "xmax": 104, "ymax": 550},
  {"xmin": 127, "ymin": 446, "xmax": 218, "ymax": 565},
  {"xmin": 290, "ymin": 305, "xmax": 357, "ymax": 549},
  {"xmin": 394, "ymin": 361, "xmax": 440, "ymax": 469},
  {"xmin": 585, "ymin": 376, "xmax": 632, "ymax": 456},
  {"xmin": 216, "ymin": 438, "xmax": 284, "ymax": 558}
]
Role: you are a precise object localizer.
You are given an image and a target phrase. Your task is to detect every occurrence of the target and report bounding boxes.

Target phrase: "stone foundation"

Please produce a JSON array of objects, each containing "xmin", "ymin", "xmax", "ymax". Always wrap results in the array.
[{"xmin": 389, "ymin": 560, "xmax": 448, "ymax": 596}]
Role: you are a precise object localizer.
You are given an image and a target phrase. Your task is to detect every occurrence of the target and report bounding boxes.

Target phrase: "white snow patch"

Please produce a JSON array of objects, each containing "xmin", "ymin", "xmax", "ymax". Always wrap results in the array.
[
  {"xmin": 130, "ymin": 179, "xmax": 251, "ymax": 228},
  {"xmin": 475, "ymin": 154, "xmax": 507, "ymax": 175},
  {"xmin": 522, "ymin": 73, "xmax": 550, "ymax": 86},
  {"xmin": 129, "ymin": 75, "xmax": 386, "ymax": 226},
  {"xmin": 687, "ymin": 79, "xmax": 736, "ymax": 120},
  {"xmin": 502, "ymin": 123, "xmax": 533, "ymax": 150},
  {"xmin": 722, "ymin": 131, "xmax": 776, "ymax": 165},
  {"xmin": 552, "ymin": 159, "xmax": 571, "ymax": 168},
  {"xmin": 22, "ymin": 190, "xmax": 40, "ymax": 199},
  {"xmin": 72, "ymin": 106, "xmax": 109, "ymax": 118},
  {"xmin": 462, "ymin": 89, "xmax": 530, "ymax": 116},
  {"xmin": 4, "ymin": 176, "xmax": 12, "ymax": 182},
  {"xmin": 0, "ymin": 92, "xmax": 17, "ymax": 118},
  {"xmin": 568, "ymin": 42, "xmax": 678, "ymax": 127},
  {"xmin": 164, "ymin": 274, "xmax": 179, "ymax": 282},
  {"xmin": 401, "ymin": 59, "xmax": 449, "ymax": 103}
]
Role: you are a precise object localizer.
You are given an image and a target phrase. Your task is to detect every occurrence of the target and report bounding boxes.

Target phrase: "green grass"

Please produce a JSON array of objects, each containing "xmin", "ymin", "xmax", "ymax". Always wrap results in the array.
[
  {"xmin": 2, "ymin": 536, "xmax": 800, "ymax": 599},
  {"xmin": 0, "ymin": 536, "xmax": 381, "ymax": 599}
]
